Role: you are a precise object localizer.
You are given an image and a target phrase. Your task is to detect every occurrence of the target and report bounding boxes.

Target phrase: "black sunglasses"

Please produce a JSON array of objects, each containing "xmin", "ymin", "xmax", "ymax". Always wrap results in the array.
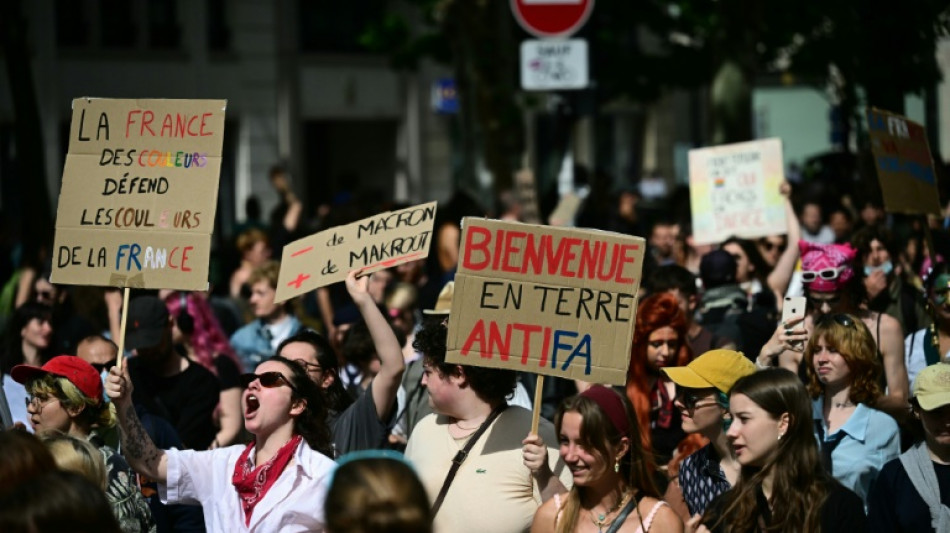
[
  {"xmin": 91, "ymin": 360, "xmax": 117, "ymax": 373},
  {"xmin": 675, "ymin": 390, "xmax": 719, "ymax": 412},
  {"xmin": 815, "ymin": 313, "xmax": 856, "ymax": 328},
  {"xmin": 240, "ymin": 372, "xmax": 297, "ymax": 393},
  {"xmin": 759, "ymin": 240, "xmax": 786, "ymax": 252},
  {"xmin": 808, "ymin": 294, "xmax": 842, "ymax": 308}
]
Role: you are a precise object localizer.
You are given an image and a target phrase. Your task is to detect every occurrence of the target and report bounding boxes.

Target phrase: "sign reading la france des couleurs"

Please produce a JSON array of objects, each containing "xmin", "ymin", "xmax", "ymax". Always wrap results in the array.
[{"xmin": 52, "ymin": 98, "xmax": 226, "ymax": 290}]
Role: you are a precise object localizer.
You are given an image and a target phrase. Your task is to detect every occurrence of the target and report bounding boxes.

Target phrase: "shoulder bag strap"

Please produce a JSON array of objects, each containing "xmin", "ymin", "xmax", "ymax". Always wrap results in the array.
[
  {"xmin": 430, "ymin": 403, "xmax": 509, "ymax": 516},
  {"xmin": 605, "ymin": 492, "xmax": 642, "ymax": 533}
]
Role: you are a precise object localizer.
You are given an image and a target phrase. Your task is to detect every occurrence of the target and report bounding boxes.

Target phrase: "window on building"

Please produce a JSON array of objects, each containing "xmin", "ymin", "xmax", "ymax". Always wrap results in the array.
[
  {"xmin": 99, "ymin": 0, "xmax": 137, "ymax": 48},
  {"xmin": 298, "ymin": 0, "xmax": 385, "ymax": 53},
  {"xmin": 55, "ymin": 0, "xmax": 90, "ymax": 47},
  {"xmin": 207, "ymin": 0, "xmax": 231, "ymax": 52},
  {"xmin": 146, "ymin": 0, "xmax": 180, "ymax": 49}
]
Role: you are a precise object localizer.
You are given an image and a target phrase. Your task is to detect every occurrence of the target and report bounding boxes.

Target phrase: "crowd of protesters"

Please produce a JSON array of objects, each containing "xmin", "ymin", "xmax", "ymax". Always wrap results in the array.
[{"xmin": 4, "ymin": 163, "xmax": 950, "ymax": 533}]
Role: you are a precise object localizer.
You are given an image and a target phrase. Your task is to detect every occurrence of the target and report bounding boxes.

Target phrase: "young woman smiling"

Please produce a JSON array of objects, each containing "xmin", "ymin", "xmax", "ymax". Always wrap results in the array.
[{"xmin": 532, "ymin": 385, "xmax": 682, "ymax": 533}]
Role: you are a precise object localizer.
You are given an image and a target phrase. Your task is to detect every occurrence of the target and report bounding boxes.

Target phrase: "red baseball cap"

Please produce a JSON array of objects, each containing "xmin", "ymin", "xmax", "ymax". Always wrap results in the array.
[{"xmin": 11, "ymin": 355, "xmax": 104, "ymax": 404}]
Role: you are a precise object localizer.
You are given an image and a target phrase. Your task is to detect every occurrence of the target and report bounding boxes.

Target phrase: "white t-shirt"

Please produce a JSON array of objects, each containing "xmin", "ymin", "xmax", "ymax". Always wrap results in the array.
[{"xmin": 161, "ymin": 441, "xmax": 334, "ymax": 532}]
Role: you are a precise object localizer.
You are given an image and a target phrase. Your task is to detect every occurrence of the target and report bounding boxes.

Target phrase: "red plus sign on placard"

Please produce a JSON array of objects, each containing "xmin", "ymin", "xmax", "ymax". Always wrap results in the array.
[
  {"xmin": 287, "ymin": 273, "xmax": 311, "ymax": 289},
  {"xmin": 510, "ymin": 0, "xmax": 594, "ymax": 39}
]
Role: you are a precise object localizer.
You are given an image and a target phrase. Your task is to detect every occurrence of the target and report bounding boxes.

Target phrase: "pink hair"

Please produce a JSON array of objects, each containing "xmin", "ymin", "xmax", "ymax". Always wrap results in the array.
[{"xmin": 165, "ymin": 292, "xmax": 243, "ymax": 374}]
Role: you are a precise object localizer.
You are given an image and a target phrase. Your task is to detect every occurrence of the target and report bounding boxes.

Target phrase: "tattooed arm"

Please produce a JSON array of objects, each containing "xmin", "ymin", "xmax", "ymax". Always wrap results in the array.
[{"xmin": 106, "ymin": 365, "xmax": 169, "ymax": 484}]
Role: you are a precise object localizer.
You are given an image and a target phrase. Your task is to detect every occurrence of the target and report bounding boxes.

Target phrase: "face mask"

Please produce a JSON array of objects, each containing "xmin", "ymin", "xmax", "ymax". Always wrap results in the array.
[{"xmin": 864, "ymin": 260, "xmax": 893, "ymax": 276}]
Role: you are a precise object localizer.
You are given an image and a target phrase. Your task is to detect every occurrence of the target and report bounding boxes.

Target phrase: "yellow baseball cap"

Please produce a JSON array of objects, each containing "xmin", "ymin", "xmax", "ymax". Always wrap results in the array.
[
  {"xmin": 661, "ymin": 349, "xmax": 756, "ymax": 393},
  {"xmin": 914, "ymin": 363, "xmax": 950, "ymax": 411}
]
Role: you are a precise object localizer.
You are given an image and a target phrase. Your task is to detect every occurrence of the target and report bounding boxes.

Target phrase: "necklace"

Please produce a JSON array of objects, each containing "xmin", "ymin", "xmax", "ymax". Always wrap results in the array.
[
  {"xmin": 453, "ymin": 419, "xmax": 482, "ymax": 431},
  {"xmin": 589, "ymin": 491, "xmax": 631, "ymax": 531}
]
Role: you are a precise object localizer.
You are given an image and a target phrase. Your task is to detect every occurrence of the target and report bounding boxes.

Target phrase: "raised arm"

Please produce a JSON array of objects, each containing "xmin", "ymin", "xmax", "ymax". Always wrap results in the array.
[
  {"xmin": 106, "ymin": 366, "xmax": 168, "ymax": 483},
  {"xmin": 768, "ymin": 182, "xmax": 801, "ymax": 302},
  {"xmin": 346, "ymin": 270, "xmax": 405, "ymax": 420}
]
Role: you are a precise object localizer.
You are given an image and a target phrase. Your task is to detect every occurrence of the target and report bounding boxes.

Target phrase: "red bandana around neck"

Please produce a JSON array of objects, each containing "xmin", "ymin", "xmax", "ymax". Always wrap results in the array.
[{"xmin": 231, "ymin": 434, "xmax": 303, "ymax": 525}]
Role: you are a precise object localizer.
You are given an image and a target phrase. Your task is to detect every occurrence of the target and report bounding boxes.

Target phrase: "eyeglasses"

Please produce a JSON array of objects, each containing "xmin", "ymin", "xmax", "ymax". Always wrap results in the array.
[
  {"xmin": 240, "ymin": 372, "xmax": 298, "ymax": 393},
  {"xmin": 91, "ymin": 360, "xmax": 117, "ymax": 373},
  {"xmin": 815, "ymin": 313, "xmax": 857, "ymax": 328},
  {"xmin": 293, "ymin": 359, "xmax": 323, "ymax": 375},
  {"xmin": 801, "ymin": 266, "xmax": 848, "ymax": 283},
  {"xmin": 25, "ymin": 395, "xmax": 60, "ymax": 412},
  {"xmin": 674, "ymin": 390, "xmax": 719, "ymax": 412}
]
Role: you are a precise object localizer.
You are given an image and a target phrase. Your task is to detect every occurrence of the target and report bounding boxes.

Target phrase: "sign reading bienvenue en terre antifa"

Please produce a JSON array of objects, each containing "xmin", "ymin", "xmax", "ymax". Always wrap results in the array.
[
  {"xmin": 867, "ymin": 108, "xmax": 941, "ymax": 216},
  {"xmin": 688, "ymin": 138, "xmax": 787, "ymax": 245},
  {"xmin": 52, "ymin": 98, "xmax": 226, "ymax": 290},
  {"xmin": 446, "ymin": 218, "xmax": 644, "ymax": 385},
  {"xmin": 275, "ymin": 202, "xmax": 437, "ymax": 303}
]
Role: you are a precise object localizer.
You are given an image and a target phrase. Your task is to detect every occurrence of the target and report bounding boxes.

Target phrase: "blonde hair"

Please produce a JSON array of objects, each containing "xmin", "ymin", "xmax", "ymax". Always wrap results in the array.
[
  {"xmin": 42, "ymin": 433, "xmax": 107, "ymax": 491},
  {"xmin": 27, "ymin": 374, "xmax": 115, "ymax": 430},
  {"xmin": 249, "ymin": 260, "xmax": 281, "ymax": 290}
]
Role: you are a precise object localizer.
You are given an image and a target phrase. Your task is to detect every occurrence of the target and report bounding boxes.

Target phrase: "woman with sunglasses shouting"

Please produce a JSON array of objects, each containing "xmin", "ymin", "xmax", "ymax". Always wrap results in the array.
[
  {"xmin": 756, "ymin": 241, "xmax": 909, "ymax": 423},
  {"xmin": 805, "ymin": 313, "xmax": 900, "ymax": 506},
  {"xmin": 106, "ymin": 353, "xmax": 335, "ymax": 532}
]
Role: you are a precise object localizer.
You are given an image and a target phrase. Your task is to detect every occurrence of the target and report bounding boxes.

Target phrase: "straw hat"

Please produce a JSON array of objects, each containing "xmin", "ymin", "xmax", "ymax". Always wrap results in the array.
[{"xmin": 423, "ymin": 281, "xmax": 455, "ymax": 316}]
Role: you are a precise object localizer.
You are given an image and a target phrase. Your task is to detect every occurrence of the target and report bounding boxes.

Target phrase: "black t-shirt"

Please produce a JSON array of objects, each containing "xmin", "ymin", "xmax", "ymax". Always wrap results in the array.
[
  {"xmin": 128, "ymin": 356, "xmax": 220, "ymax": 450},
  {"xmin": 868, "ymin": 456, "xmax": 950, "ymax": 533},
  {"xmin": 213, "ymin": 354, "xmax": 241, "ymax": 390},
  {"xmin": 706, "ymin": 478, "xmax": 866, "ymax": 532}
]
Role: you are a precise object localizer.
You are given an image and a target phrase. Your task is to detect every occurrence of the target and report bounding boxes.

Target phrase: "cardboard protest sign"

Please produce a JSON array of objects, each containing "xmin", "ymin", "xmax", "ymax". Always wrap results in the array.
[
  {"xmin": 689, "ymin": 138, "xmax": 786, "ymax": 245},
  {"xmin": 275, "ymin": 202, "xmax": 437, "ymax": 302},
  {"xmin": 867, "ymin": 108, "xmax": 941, "ymax": 216},
  {"xmin": 548, "ymin": 192, "xmax": 582, "ymax": 227},
  {"xmin": 445, "ymin": 218, "xmax": 645, "ymax": 385},
  {"xmin": 52, "ymin": 98, "xmax": 226, "ymax": 290}
]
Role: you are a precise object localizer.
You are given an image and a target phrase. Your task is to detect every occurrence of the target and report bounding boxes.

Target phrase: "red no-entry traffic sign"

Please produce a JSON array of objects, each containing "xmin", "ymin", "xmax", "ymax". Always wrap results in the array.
[{"xmin": 510, "ymin": 0, "xmax": 594, "ymax": 39}]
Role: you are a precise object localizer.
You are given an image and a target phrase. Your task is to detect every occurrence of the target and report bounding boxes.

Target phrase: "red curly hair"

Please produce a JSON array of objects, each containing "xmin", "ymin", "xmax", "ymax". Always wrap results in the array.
[{"xmin": 625, "ymin": 292, "xmax": 691, "ymax": 452}]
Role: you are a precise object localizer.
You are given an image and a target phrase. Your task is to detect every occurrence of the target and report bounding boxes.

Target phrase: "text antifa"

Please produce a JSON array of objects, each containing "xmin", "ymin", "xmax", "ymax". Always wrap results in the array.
[{"xmin": 462, "ymin": 227, "xmax": 639, "ymax": 283}]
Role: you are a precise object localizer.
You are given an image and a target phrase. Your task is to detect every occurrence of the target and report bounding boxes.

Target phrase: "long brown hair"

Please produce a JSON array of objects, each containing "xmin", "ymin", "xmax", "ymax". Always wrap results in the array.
[
  {"xmin": 705, "ymin": 369, "xmax": 828, "ymax": 533},
  {"xmin": 551, "ymin": 389, "xmax": 658, "ymax": 533},
  {"xmin": 626, "ymin": 292, "xmax": 691, "ymax": 451}
]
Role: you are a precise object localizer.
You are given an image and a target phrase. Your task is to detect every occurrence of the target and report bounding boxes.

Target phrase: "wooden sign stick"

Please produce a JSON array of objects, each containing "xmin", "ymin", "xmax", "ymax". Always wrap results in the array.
[
  {"xmin": 116, "ymin": 287, "xmax": 131, "ymax": 371},
  {"xmin": 530, "ymin": 374, "xmax": 544, "ymax": 435}
]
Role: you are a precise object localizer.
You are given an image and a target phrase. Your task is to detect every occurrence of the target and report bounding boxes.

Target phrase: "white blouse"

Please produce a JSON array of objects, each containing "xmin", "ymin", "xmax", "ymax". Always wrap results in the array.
[{"xmin": 161, "ymin": 441, "xmax": 334, "ymax": 532}]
